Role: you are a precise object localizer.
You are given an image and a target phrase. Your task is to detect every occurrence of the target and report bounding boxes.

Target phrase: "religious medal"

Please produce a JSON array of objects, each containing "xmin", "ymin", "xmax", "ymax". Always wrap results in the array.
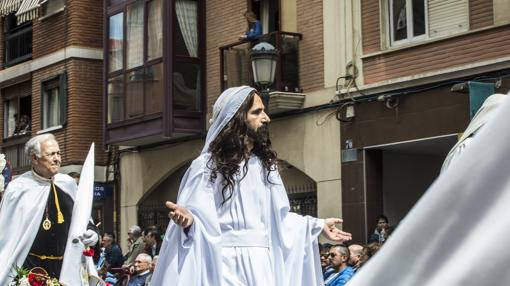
[
  {"xmin": 42, "ymin": 218, "xmax": 52, "ymax": 230},
  {"xmin": 42, "ymin": 205, "xmax": 51, "ymax": 230}
]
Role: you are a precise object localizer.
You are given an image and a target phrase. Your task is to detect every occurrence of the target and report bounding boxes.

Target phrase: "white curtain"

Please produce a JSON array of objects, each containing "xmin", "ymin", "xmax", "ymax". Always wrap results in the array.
[
  {"xmin": 44, "ymin": 88, "xmax": 59, "ymax": 128},
  {"xmin": 127, "ymin": 1, "xmax": 144, "ymax": 68},
  {"xmin": 176, "ymin": 0, "xmax": 198, "ymax": 58},
  {"xmin": 148, "ymin": 0, "xmax": 163, "ymax": 60},
  {"xmin": 6, "ymin": 101, "xmax": 17, "ymax": 137}
]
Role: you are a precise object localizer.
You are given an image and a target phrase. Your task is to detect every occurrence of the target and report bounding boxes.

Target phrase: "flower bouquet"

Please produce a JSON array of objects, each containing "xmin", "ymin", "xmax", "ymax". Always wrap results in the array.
[{"xmin": 10, "ymin": 266, "xmax": 61, "ymax": 286}]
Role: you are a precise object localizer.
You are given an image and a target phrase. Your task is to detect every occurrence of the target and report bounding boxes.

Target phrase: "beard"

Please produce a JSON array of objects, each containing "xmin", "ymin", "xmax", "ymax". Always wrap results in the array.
[{"xmin": 246, "ymin": 124, "xmax": 270, "ymax": 147}]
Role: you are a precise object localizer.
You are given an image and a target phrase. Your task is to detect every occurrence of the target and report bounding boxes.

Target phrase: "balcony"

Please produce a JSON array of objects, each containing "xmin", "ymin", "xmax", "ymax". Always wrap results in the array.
[
  {"xmin": 220, "ymin": 31, "xmax": 303, "ymax": 91},
  {"xmin": 2, "ymin": 135, "xmax": 31, "ymax": 174},
  {"xmin": 4, "ymin": 24, "xmax": 32, "ymax": 67},
  {"xmin": 220, "ymin": 31, "xmax": 304, "ymax": 114}
]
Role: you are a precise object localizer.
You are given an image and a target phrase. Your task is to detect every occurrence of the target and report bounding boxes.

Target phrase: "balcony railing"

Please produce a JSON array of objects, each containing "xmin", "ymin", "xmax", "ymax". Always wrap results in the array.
[
  {"xmin": 4, "ymin": 25, "xmax": 32, "ymax": 67},
  {"xmin": 220, "ymin": 31, "xmax": 302, "ymax": 93},
  {"xmin": 2, "ymin": 135, "xmax": 31, "ymax": 174}
]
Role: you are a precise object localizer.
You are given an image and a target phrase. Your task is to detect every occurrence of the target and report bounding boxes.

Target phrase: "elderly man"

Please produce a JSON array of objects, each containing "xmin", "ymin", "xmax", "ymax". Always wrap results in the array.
[
  {"xmin": 152, "ymin": 86, "xmax": 352, "ymax": 286},
  {"xmin": 0, "ymin": 134, "xmax": 98, "ymax": 284},
  {"xmin": 124, "ymin": 225, "xmax": 145, "ymax": 266},
  {"xmin": 128, "ymin": 253, "xmax": 152, "ymax": 286}
]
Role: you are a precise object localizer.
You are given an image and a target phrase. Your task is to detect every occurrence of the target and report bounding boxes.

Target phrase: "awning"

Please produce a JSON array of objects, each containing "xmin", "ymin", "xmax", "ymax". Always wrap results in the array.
[
  {"xmin": 0, "ymin": 0, "xmax": 24, "ymax": 17},
  {"xmin": 15, "ymin": 0, "xmax": 39, "ymax": 24}
]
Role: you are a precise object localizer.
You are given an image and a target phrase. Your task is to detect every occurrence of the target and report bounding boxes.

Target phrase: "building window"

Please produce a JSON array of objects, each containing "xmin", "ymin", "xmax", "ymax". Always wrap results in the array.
[
  {"xmin": 106, "ymin": 0, "xmax": 166, "ymax": 123},
  {"xmin": 2, "ymin": 83, "xmax": 32, "ymax": 138},
  {"xmin": 41, "ymin": 0, "xmax": 66, "ymax": 18},
  {"xmin": 148, "ymin": 0, "xmax": 163, "ymax": 60},
  {"xmin": 126, "ymin": 1, "xmax": 144, "ymax": 69},
  {"xmin": 108, "ymin": 13, "xmax": 124, "ymax": 74},
  {"xmin": 174, "ymin": 0, "xmax": 201, "ymax": 111},
  {"xmin": 3, "ymin": 13, "xmax": 32, "ymax": 66},
  {"xmin": 388, "ymin": 0, "xmax": 426, "ymax": 46},
  {"xmin": 175, "ymin": 0, "xmax": 198, "ymax": 57},
  {"xmin": 41, "ymin": 74, "xmax": 67, "ymax": 130}
]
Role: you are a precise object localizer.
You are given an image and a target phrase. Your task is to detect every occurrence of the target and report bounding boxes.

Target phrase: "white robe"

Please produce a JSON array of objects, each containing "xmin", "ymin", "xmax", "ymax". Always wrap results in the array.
[
  {"xmin": 347, "ymin": 95, "xmax": 510, "ymax": 285},
  {"xmin": 0, "ymin": 172, "xmax": 76, "ymax": 285},
  {"xmin": 151, "ymin": 154, "xmax": 325, "ymax": 286}
]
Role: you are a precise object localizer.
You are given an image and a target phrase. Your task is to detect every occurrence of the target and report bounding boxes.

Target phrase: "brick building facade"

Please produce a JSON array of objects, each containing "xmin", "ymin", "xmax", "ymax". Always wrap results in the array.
[{"xmin": 0, "ymin": 0, "xmax": 113, "ymax": 233}]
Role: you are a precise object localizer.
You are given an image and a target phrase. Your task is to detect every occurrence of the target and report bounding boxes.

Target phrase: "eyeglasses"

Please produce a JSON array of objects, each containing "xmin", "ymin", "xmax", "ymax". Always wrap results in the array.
[{"xmin": 327, "ymin": 253, "xmax": 337, "ymax": 258}]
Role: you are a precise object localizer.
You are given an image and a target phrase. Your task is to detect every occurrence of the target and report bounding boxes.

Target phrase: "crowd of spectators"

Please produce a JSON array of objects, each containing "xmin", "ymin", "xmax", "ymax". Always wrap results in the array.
[
  {"xmin": 320, "ymin": 214, "xmax": 392, "ymax": 286},
  {"xmin": 96, "ymin": 225, "xmax": 163, "ymax": 286}
]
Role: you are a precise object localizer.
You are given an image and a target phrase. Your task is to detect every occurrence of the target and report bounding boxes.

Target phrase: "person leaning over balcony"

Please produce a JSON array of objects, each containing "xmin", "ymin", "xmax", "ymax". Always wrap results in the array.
[
  {"xmin": 239, "ymin": 11, "xmax": 262, "ymax": 41},
  {"xmin": 0, "ymin": 133, "xmax": 99, "ymax": 285},
  {"xmin": 150, "ymin": 86, "xmax": 352, "ymax": 286}
]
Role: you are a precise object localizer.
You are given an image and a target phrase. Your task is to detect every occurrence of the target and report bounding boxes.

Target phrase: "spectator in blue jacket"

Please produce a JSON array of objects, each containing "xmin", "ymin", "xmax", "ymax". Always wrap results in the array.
[
  {"xmin": 101, "ymin": 232, "xmax": 124, "ymax": 269},
  {"xmin": 240, "ymin": 11, "xmax": 262, "ymax": 41},
  {"xmin": 324, "ymin": 245, "xmax": 355, "ymax": 286}
]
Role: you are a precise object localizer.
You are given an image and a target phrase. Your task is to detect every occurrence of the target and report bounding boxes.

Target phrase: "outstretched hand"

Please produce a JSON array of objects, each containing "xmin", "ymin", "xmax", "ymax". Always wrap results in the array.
[
  {"xmin": 166, "ymin": 201, "xmax": 194, "ymax": 228},
  {"xmin": 322, "ymin": 218, "xmax": 352, "ymax": 242}
]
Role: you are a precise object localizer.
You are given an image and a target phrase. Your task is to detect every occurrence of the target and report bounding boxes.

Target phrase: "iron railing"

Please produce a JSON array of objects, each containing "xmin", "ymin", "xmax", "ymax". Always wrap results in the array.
[
  {"xmin": 287, "ymin": 183, "xmax": 317, "ymax": 217},
  {"xmin": 138, "ymin": 203, "xmax": 170, "ymax": 233},
  {"xmin": 220, "ymin": 31, "xmax": 302, "ymax": 93}
]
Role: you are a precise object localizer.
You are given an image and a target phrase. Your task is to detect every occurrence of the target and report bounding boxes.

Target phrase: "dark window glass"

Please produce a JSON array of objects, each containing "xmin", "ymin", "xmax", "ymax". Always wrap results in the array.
[
  {"xmin": 412, "ymin": 0, "xmax": 425, "ymax": 36},
  {"xmin": 173, "ymin": 62, "xmax": 200, "ymax": 111},
  {"xmin": 392, "ymin": 0, "xmax": 407, "ymax": 41}
]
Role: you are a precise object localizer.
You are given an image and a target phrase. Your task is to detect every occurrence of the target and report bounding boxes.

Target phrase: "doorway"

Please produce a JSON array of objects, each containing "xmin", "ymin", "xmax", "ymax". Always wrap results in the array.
[{"xmin": 364, "ymin": 134, "xmax": 458, "ymax": 236}]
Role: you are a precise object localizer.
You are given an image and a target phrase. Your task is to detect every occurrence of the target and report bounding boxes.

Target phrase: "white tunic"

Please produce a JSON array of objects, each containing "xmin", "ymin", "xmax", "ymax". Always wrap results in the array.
[{"xmin": 151, "ymin": 154, "xmax": 325, "ymax": 286}]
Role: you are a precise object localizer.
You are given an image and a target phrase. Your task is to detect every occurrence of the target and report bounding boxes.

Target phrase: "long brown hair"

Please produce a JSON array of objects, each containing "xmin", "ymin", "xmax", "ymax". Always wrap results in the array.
[{"xmin": 207, "ymin": 92, "xmax": 277, "ymax": 204}]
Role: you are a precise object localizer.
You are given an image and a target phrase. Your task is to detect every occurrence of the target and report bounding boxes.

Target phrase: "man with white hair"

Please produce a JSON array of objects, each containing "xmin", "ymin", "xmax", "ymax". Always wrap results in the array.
[
  {"xmin": 128, "ymin": 253, "xmax": 152, "ymax": 286},
  {"xmin": 124, "ymin": 225, "xmax": 146, "ymax": 267},
  {"xmin": 152, "ymin": 86, "xmax": 352, "ymax": 285},
  {"xmin": 0, "ymin": 133, "xmax": 99, "ymax": 285}
]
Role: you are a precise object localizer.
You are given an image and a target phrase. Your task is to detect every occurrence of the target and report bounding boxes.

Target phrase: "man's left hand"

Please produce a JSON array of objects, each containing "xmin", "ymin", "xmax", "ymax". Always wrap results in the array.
[
  {"xmin": 81, "ymin": 229, "xmax": 99, "ymax": 247},
  {"xmin": 322, "ymin": 218, "xmax": 352, "ymax": 242}
]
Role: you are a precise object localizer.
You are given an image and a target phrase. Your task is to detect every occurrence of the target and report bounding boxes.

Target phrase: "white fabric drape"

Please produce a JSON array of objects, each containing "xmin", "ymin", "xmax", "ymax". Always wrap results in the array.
[
  {"xmin": 175, "ymin": 0, "xmax": 198, "ymax": 58},
  {"xmin": 127, "ymin": 1, "xmax": 144, "ymax": 69},
  {"xmin": 147, "ymin": 0, "xmax": 163, "ymax": 60},
  {"xmin": 348, "ymin": 93, "xmax": 510, "ymax": 286}
]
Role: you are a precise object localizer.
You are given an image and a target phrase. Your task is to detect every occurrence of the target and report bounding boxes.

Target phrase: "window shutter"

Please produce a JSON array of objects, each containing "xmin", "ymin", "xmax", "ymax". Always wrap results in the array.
[{"xmin": 428, "ymin": 0, "xmax": 468, "ymax": 38}]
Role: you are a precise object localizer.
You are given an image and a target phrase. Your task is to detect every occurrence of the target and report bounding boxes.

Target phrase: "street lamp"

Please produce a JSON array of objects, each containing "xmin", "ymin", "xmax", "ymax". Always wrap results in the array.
[{"xmin": 250, "ymin": 42, "xmax": 279, "ymax": 110}]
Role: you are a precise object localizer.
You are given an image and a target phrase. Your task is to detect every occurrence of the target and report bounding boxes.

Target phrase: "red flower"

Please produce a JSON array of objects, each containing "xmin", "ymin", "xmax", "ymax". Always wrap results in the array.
[{"xmin": 82, "ymin": 247, "xmax": 95, "ymax": 257}]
